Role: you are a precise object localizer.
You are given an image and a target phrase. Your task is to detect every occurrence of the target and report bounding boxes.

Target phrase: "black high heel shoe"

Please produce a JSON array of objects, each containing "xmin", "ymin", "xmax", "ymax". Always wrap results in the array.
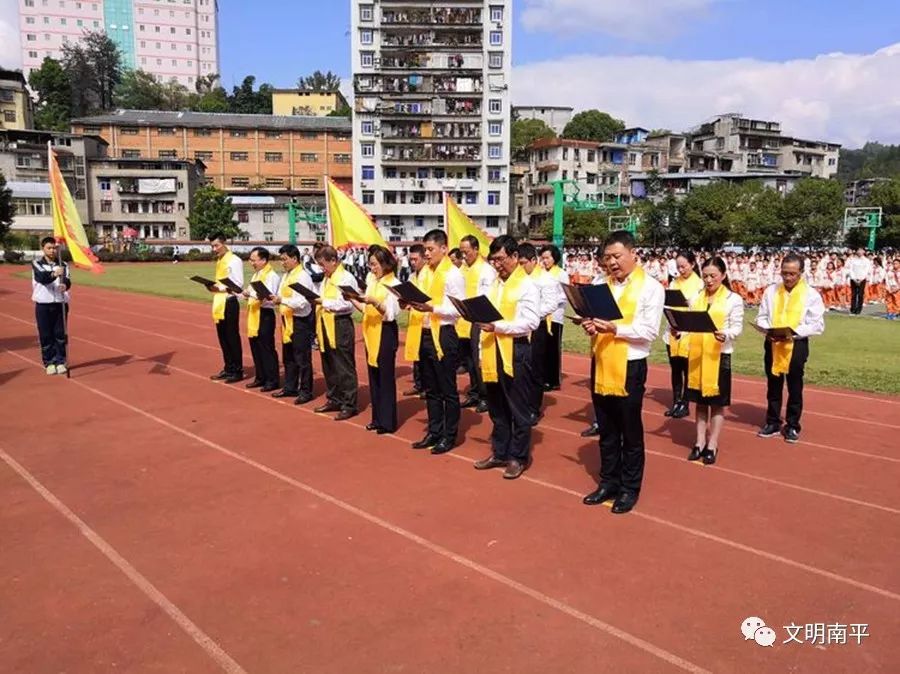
[
  {"xmin": 701, "ymin": 447, "xmax": 718, "ymax": 465},
  {"xmin": 687, "ymin": 445, "xmax": 703, "ymax": 461}
]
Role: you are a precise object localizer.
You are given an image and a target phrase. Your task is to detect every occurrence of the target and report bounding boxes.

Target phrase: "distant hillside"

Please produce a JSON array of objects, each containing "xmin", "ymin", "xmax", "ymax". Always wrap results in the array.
[{"xmin": 838, "ymin": 143, "xmax": 900, "ymax": 183}]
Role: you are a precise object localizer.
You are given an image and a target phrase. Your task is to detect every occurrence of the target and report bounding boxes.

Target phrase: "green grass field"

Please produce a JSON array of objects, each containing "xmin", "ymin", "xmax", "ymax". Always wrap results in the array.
[{"xmin": 19, "ymin": 261, "xmax": 900, "ymax": 395}]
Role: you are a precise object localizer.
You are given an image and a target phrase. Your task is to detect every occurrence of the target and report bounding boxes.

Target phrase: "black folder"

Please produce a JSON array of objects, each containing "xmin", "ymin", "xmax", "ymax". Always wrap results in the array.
[
  {"xmin": 217, "ymin": 277, "xmax": 244, "ymax": 294},
  {"xmin": 251, "ymin": 280, "xmax": 274, "ymax": 300},
  {"xmin": 663, "ymin": 309, "xmax": 718, "ymax": 334},
  {"xmin": 664, "ymin": 289, "xmax": 690, "ymax": 308},
  {"xmin": 561, "ymin": 283, "xmax": 624, "ymax": 321},
  {"xmin": 387, "ymin": 281, "xmax": 432, "ymax": 305},
  {"xmin": 449, "ymin": 295, "xmax": 503, "ymax": 324},
  {"xmin": 767, "ymin": 326, "xmax": 798, "ymax": 339},
  {"xmin": 289, "ymin": 283, "xmax": 320, "ymax": 302},
  {"xmin": 189, "ymin": 275, "xmax": 218, "ymax": 289},
  {"xmin": 338, "ymin": 284, "xmax": 364, "ymax": 301}
]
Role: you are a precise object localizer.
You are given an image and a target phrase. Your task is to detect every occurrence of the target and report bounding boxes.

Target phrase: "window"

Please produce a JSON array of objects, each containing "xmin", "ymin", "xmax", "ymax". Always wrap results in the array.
[
  {"xmin": 361, "ymin": 166, "xmax": 375, "ymax": 180},
  {"xmin": 28, "ymin": 51, "xmax": 38, "ymax": 58},
  {"xmin": 26, "ymin": 34, "xmax": 36, "ymax": 41},
  {"xmin": 230, "ymin": 129, "xmax": 247, "ymax": 137},
  {"xmin": 300, "ymin": 153, "xmax": 318, "ymax": 162},
  {"xmin": 489, "ymin": 99, "xmax": 502, "ymax": 115},
  {"xmin": 487, "ymin": 216, "xmax": 499, "ymax": 228},
  {"xmin": 158, "ymin": 127, "xmax": 176, "ymax": 135},
  {"xmin": 122, "ymin": 149, "xmax": 141, "ymax": 158},
  {"xmin": 360, "ymin": 4, "xmax": 373, "ymax": 21},
  {"xmin": 195, "ymin": 150, "xmax": 213, "ymax": 160},
  {"xmin": 98, "ymin": 179, "xmax": 111, "ymax": 191},
  {"xmin": 170, "ymin": 27, "xmax": 175, "ymax": 33},
  {"xmin": 361, "ymin": 143, "xmax": 374, "ymax": 158},
  {"xmin": 265, "ymin": 177, "xmax": 284, "ymax": 188},
  {"xmin": 333, "ymin": 153, "xmax": 351, "ymax": 164},
  {"xmin": 264, "ymin": 152, "xmax": 283, "ymax": 162},
  {"xmin": 263, "ymin": 210, "xmax": 274, "ymax": 223},
  {"xmin": 158, "ymin": 150, "xmax": 177, "ymax": 158},
  {"xmin": 489, "ymin": 31, "xmax": 502, "ymax": 46},
  {"xmin": 230, "ymin": 152, "xmax": 249, "ymax": 161},
  {"xmin": 488, "ymin": 122, "xmax": 502, "ymax": 136},
  {"xmin": 100, "ymin": 200, "xmax": 112, "ymax": 213},
  {"xmin": 237, "ymin": 210, "xmax": 249, "ymax": 223},
  {"xmin": 359, "ymin": 29, "xmax": 373, "ymax": 45},
  {"xmin": 362, "ymin": 191, "xmax": 375, "ymax": 205},
  {"xmin": 265, "ymin": 130, "xmax": 281, "ymax": 138},
  {"xmin": 194, "ymin": 128, "xmax": 212, "ymax": 136},
  {"xmin": 488, "ymin": 168, "xmax": 502, "ymax": 182},
  {"xmin": 465, "ymin": 192, "xmax": 477, "ymax": 205},
  {"xmin": 488, "ymin": 144, "xmax": 502, "ymax": 159},
  {"xmin": 4, "ymin": 111, "xmax": 18, "ymax": 122},
  {"xmin": 490, "ymin": 6, "xmax": 503, "ymax": 22},
  {"xmin": 299, "ymin": 178, "xmax": 319, "ymax": 189},
  {"xmin": 360, "ymin": 52, "xmax": 374, "ymax": 68},
  {"xmin": 487, "ymin": 191, "xmax": 501, "ymax": 205},
  {"xmin": 488, "ymin": 52, "xmax": 503, "ymax": 69},
  {"xmin": 361, "ymin": 120, "xmax": 374, "ymax": 135},
  {"xmin": 231, "ymin": 177, "xmax": 250, "ymax": 187}
]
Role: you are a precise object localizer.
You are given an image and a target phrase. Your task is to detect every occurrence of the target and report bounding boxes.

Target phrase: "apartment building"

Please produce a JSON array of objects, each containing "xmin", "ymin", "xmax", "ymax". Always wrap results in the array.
[
  {"xmin": 87, "ymin": 156, "xmax": 205, "ymax": 239},
  {"xmin": 513, "ymin": 105, "xmax": 573, "ymax": 135},
  {"xmin": 17, "ymin": 0, "xmax": 219, "ymax": 89},
  {"xmin": 230, "ymin": 196, "xmax": 328, "ymax": 243},
  {"xmin": 70, "ymin": 110, "xmax": 353, "ymax": 197},
  {"xmin": 686, "ymin": 114, "xmax": 840, "ymax": 178},
  {"xmin": 0, "ymin": 70, "xmax": 34, "ymax": 131},
  {"xmin": 271, "ymin": 90, "xmax": 350, "ymax": 117},
  {"xmin": 351, "ymin": 0, "xmax": 512, "ymax": 241}
]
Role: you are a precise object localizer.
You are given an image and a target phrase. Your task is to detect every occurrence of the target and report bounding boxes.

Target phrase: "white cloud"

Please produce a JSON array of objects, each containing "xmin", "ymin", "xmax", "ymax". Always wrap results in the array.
[
  {"xmin": 0, "ymin": 0, "xmax": 23, "ymax": 71},
  {"xmin": 513, "ymin": 44, "xmax": 900, "ymax": 147},
  {"xmin": 521, "ymin": 0, "xmax": 721, "ymax": 40}
]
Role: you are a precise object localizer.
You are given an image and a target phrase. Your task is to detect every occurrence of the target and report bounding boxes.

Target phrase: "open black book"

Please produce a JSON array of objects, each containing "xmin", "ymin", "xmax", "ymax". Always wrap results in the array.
[
  {"xmin": 251, "ymin": 280, "xmax": 274, "ymax": 301},
  {"xmin": 753, "ymin": 325, "xmax": 798, "ymax": 339},
  {"xmin": 189, "ymin": 275, "xmax": 218, "ymax": 289},
  {"xmin": 217, "ymin": 277, "xmax": 244, "ymax": 294},
  {"xmin": 387, "ymin": 281, "xmax": 432, "ymax": 305},
  {"xmin": 338, "ymin": 284, "xmax": 364, "ymax": 301},
  {"xmin": 449, "ymin": 295, "xmax": 504, "ymax": 324},
  {"xmin": 664, "ymin": 289, "xmax": 690, "ymax": 308},
  {"xmin": 664, "ymin": 308, "xmax": 718, "ymax": 334},
  {"xmin": 561, "ymin": 283, "xmax": 624, "ymax": 321},
  {"xmin": 289, "ymin": 282, "xmax": 320, "ymax": 302}
]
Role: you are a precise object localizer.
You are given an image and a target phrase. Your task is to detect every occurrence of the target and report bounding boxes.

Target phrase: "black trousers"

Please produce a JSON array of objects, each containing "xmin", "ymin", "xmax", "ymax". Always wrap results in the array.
[
  {"xmin": 528, "ymin": 321, "xmax": 549, "ymax": 415},
  {"xmin": 665, "ymin": 345, "xmax": 689, "ymax": 405},
  {"xmin": 282, "ymin": 313, "xmax": 314, "ymax": 396},
  {"xmin": 35, "ymin": 302, "xmax": 68, "ymax": 366},
  {"xmin": 420, "ymin": 325, "xmax": 460, "ymax": 442},
  {"xmin": 764, "ymin": 338, "xmax": 809, "ymax": 431},
  {"xmin": 485, "ymin": 340, "xmax": 533, "ymax": 462},
  {"xmin": 545, "ymin": 321, "xmax": 563, "ymax": 389},
  {"xmin": 592, "ymin": 359, "xmax": 648, "ymax": 494},
  {"xmin": 368, "ymin": 321, "xmax": 399, "ymax": 432},
  {"xmin": 412, "ymin": 361, "xmax": 423, "ymax": 391},
  {"xmin": 249, "ymin": 308, "xmax": 279, "ymax": 387},
  {"xmin": 215, "ymin": 297, "xmax": 243, "ymax": 375},
  {"xmin": 459, "ymin": 324, "xmax": 485, "ymax": 401},
  {"xmin": 320, "ymin": 315, "xmax": 358, "ymax": 412},
  {"xmin": 850, "ymin": 280, "xmax": 866, "ymax": 314}
]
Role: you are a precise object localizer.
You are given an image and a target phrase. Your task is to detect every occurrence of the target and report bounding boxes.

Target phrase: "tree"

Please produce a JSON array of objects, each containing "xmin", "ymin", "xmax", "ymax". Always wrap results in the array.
[
  {"xmin": 562, "ymin": 110, "xmax": 625, "ymax": 143},
  {"xmin": 0, "ymin": 171, "xmax": 14, "ymax": 244},
  {"xmin": 115, "ymin": 70, "xmax": 195, "ymax": 111},
  {"xmin": 679, "ymin": 182, "xmax": 742, "ymax": 249},
  {"xmin": 511, "ymin": 118, "xmax": 556, "ymax": 161},
  {"xmin": 539, "ymin": 208, "xmax": 607, "ymax": 244},
  {"xmin": 838, "ymin": 142, "xmax": 900, "ymax": 183},
  {"xmin": 327, "ymin": 100, "xmax": 352, "ymax": 118},
  {"xmin": 188, "ymin": 185, "xmax": 241, "ymax": 240},
  {"xmin": 728, "ymin": 182, "xmax": 786, "ymax": 248},
  {"xmin": 61, "ymin": 31, "xmax": 122, "ymax": 115},
  {"xmin": 228, "ymin": 75, "xmax": 273, "ymax": 114},
  {"xmin": 297, "ymin": 70, "xmax": 342, "ymax": 91},
  {"xmin": 193, "ymin": 74, "xmax": 229, "ymax": 113},
  {"xmin": 782, "ymin": 178, "xmax": 845, "ymax": 247},
  {"xmin": 28, "ymin": 57, "xmax": 72, "ymax": 131}
]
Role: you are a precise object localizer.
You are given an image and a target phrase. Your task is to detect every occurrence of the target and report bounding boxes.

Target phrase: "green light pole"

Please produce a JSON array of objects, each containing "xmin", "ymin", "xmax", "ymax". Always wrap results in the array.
[{"xmin": 286, "ymin": 199, "xmax": 298, "ymax": 245}]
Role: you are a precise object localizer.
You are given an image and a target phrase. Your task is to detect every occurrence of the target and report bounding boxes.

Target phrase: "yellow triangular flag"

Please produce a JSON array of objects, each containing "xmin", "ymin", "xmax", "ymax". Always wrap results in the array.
[
  {"xmin": 327, "ymin": 177, "xmax": 388, "ymax": 249},
  {"xmin": 49, "ymin": 144, "xmax": 103, "ymax": 273},
  {"xmin": 446, "ymin": 193, "xmax": 491, "ymax": 251}
]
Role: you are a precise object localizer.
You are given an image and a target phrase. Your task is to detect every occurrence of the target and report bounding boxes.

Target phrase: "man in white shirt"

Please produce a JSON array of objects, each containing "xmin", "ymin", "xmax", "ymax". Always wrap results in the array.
[
  {"xmin": 846, "ymin": 248, "xmax": 872, "ymax": 315},
  {"xmin": 458, "ymin": 234, "xmax": 496, "ymax": 413},
  {"xmin": 756, "ymin": 253, "xmax": 825, "ymax": 443},
  {"xmin": 581, "ymin": 231, "xmax": 664, "ymax": 514},
  {"xmin": 403, "ymin": 244, "xmax": 428, "ymax": 397},
  {"xmin": 539, "ymin": 244, "xmax": 569, "ymax": 392},
  {"xmin": 472, "ymin": 236, "xmax": 540, "ymax": 479},
  {"xmin": 407, "ymin": 229, "xmax": 465, "ymax": 455},
  {"xmin": 271, "ymin": 245, "xmax": 315, "ymax": 404},
  {"xmin": 208, "ymin": 232, "xmax": 245, "ymax": 383},
  {"xmin": 242, "ymin": 246, "xmax": 281, "ymax": 392},
  {"xmin": 31, "ymin": 237, "xmax": 71, "ymax": 375}
]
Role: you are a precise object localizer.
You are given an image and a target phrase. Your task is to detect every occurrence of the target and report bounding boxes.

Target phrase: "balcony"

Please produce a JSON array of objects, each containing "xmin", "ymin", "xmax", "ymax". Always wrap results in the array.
[
  {"xmin": 378, "ymin": 52, "xmax": 483, "ymax": 71},
  {"xmin": 355, "ymin": 74, "xmax": 483, "ymax": 96},
  {"xmin": 382, "ymin": 143, "xmax": 482, "ymax": 164},
  {"xmin": 381, "ymin": 31, "xmax": 483, "ymax": 51},
  {"xmin": 381, "ymin": 7, "xmax": 482, "ymax": 27}
]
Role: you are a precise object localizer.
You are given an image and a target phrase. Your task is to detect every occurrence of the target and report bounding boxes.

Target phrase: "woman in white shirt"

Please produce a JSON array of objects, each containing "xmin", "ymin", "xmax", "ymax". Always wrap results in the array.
[{"xmin": 682, "ymin": 257, "xmax": 744, "ymax": 465}]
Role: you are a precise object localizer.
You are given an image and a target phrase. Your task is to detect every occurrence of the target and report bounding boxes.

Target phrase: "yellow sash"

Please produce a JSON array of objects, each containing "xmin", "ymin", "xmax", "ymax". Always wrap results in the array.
[
  {"xmin": 279, "ymin": 265, "xmax": 305, "ymax": 344},
  {"xmin": 212, "ymin": 250, "xmax": 236, "ymax": 322},
  {"xmin": 687, "ymin": 285, "xmax": 730, "ymax": 397},
  {"xmin": 362, "ymin": 272, "xmax": 396, "ymax": 368},
  {"xmin": 592, "ymin": 267, "xmax": 646, "ymax": 397},
  {"xmin": 247, "ymin": 264, "xmax": 274, "ymax": 338},
  {"xmin": 771, "ymin": 280, "xmax": 808, "ymax": 376},
  {"xmin": 480, "ymin": 265, "xmax": 527, "ymax": 382},
  {"xmin": 670, "ymin": 273, "xmax": 703, "ymax": 357},
  {"xmin": 404, "ymin": 256, "xmax": 452, "ymax": 362},
  {"xmin": 315, "ymin": 263, "xmax": 348, "ymax": 351},
  {"xmin": 456, "ymin": 256, "xmax": 486, "ymax": 339}
]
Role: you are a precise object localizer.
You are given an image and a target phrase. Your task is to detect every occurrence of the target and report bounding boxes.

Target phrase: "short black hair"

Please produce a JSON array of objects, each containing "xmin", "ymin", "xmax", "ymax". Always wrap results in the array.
[
  {"xmin": 449, "ymin": 247, "xmax": 461, "ymax": 258},
  {"xmin": 207, "ymin": 232, "xmax": 226, "ymax": 243},
  {"xmin": 489, "ymin": 234, "xmax": 518, "ymax": 257},
  {"xmin": 782, "ymin": 252, "xmax": 805, "ymax": 272},
  {"xmin": 369, "ymin": 245, "xmax": 397, "ymax": 274},
  {"xmin": 539, "ymin": 244, "xmax": 561, "ymax": 265},
  {"xmin": 409, "ymin": 243, "xmax": 425, "ymax": 256},
  {"xmin": 603, "ymin": 230, "xmax": 636, "ymax": 251},
  {"xmin": 460, "ymin": 235, "xmax": 480, "ymax": 250},
  {"xmin": 517, "ymin": 242, "xmax": 537, "ymax": 261},
  {"xmin": 40, "ymin": 236, "xmax": 56, "ymax": 247},
  {"xmin": 314, "ymin": 245, "xmax": 339, "ymax": 263},
  {"xmin": 278, "ymin": 244, "xmax": 300, "ymax": 261},
  {"xmin": 250, "ymin": 246, "xmax": 270, "ymax": 261},
  {"xmin": 423, "ymin": 228, "xmax": 448, "ymax": 246}
]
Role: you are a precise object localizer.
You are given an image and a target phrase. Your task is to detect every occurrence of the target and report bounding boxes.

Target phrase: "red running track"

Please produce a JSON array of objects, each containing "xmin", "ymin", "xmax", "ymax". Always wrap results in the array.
[{"xmin": 0, "ymin": 268, "xmax": 897, "ymax": 673}]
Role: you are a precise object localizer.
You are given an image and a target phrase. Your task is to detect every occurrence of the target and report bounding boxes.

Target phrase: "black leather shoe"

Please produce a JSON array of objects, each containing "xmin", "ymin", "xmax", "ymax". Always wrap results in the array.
[
  {"xmin": 314, "ymin": 402, "xmax": 341, "ymax": 414},
  {"xmin": 671, "ymin": 402, "xmax": 690, "ymax": 419},
  {"xmin": 475, "ymin": 400, "xmax": 489, "ymax": 413},
  {"xmin": 294, "ymin": 393, "xmax": 313, "ymax": 405},
  {"xmin": 664, "ymin": 405, "xmax": 677, "ymax": 417},
  {"xmin": 335, "ymin": 409, "xmax": 358, "ymax": 421},
  {"xmin": 528, "ymin": 411, "xmax": 543, "ymax": 427},
  {"xmin": 757, "ymin": 423, "xmax": 782, "ymax": 438},
  {"xmin": 580, "ymin": 422, "xmax": 600, "ymax": 438},
  {"xmin": 210, "ymin": 370, "xmax": 228, "ymax": 381},
  {"xmin": 430, "ymin": 438, "xmax": 456, "ymax": 455},
  {"xmin": 611, "ymin": 491, "xmax": 639, "ymax": 514},
  {"xmin": 701, "ymin": 447, "xmax": 717, "ymax": 465},
  {"xmin": 260, "ymin": 384, "xmax": 279, "ymax": 393},
  {"xmin": 461, "ymin": 397, "xmax": 480, "ymax": 409},
  {"xmin": 783, "ymin": 427, "xmax": 800, "ymax": 444},
  {"xmin": 582, "ymin": 485, "xmax": 618, "ymax": 506},
  {"xmin": 365, "ymin": 423, "xmax": 380, "ymax": 431},
  {"xmin": 272, "ymin": 389, "xmax": 297, "ymax": 399},
  {"xmin": 376, "ymin": 427, "xmax": 393, "ymax": 435},
  {"xmin": 245, "ymin": 380, "xmax": 263, "ymax": 389},
  {"xmin": 224, "ymin": 373, "xmax": 244, "ymax": 384},
  {"xmin": 687, "ymin": 445, "xmax": 703, "ymax": 461},
  {"xmin": 412, "ymin": 434, "xmax": 440, "ymax": 450}
]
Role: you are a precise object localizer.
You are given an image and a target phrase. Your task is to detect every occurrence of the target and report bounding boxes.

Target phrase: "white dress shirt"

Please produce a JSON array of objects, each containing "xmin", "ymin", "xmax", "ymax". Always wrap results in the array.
[
  {"xmin": 366, "ymin": 276, "xmax": 401, "ymax": 323},
  {"xmin": 278, "ymin": 267, "xmax": 314, "ymax": 317},
  {"xmin": 425, "ymin": 262, "xmax": 465, "ymax": 328},
  {"xmin": 491, "ymin": 275, "xmax": 540, "ymax": 337},
  {"xmin": 321, "ymin": 267, "xmax": 359, "ymax": 316},
  {"xmin": 532, "ymin": 269, "xmax": 561, "ymax": 319},
  {"xmin": 756, "ymin": 283, "xmax": 826, "ymax": 338},
  {"xmin": 847, "ymin": 256, "xmax": 872, "ymax": 282},
  {"xmin": 609, "ymin": 271, "xmax": 665, "ymax": 360},
  {"xmin": 247, "ymin": 267, "xmax": 281, "ymax": 310},
  {"xmin": 476, "ymin": 259, "xmax": 497, "ymax": 297},
  {"xmin": 548, "ymin": 268, "xmax": 570, "ymax": 324},
  {"xmin": 218, "ymin": 253, "xmax": 244, "ymax": 291}
]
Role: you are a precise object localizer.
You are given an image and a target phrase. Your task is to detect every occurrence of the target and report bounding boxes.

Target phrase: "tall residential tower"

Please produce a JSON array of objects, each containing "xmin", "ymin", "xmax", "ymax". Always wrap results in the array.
[{"xmin": 351, "ymin": 0, "xmax": 511, "ymax": 241}]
